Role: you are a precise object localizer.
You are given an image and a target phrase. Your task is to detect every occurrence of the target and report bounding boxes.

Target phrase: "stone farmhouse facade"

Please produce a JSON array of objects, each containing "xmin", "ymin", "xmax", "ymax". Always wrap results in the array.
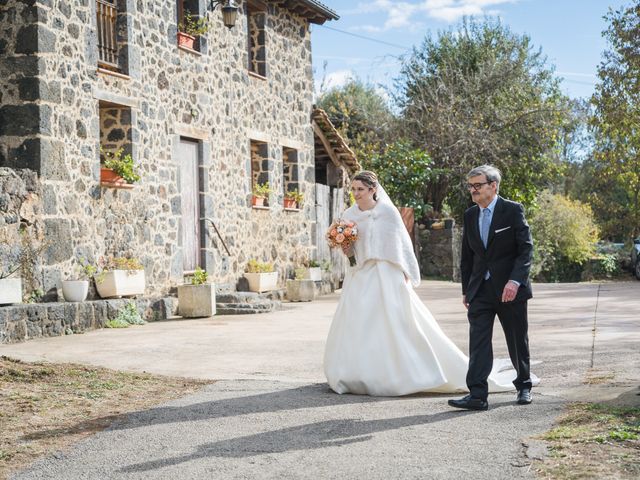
[{"xmin": 0, "ymin": 0, "xmax": 357, "ymax": 302}]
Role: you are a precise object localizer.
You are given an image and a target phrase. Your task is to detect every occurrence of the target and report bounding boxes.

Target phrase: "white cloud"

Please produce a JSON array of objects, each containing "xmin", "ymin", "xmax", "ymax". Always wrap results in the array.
[
  {"xmin": 314, "ymin": 69, "xmax": 356, "ymax": 97},
  {"xmin": 348, "ymin": 0, "xmax": 518, "ymax": 31}
]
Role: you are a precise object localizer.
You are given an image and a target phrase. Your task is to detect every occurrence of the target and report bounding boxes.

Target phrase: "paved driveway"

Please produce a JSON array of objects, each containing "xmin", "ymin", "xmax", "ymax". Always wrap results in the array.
[{"xmin": 4, "ymin": 281, "xmax": 639, "ymax": 479}]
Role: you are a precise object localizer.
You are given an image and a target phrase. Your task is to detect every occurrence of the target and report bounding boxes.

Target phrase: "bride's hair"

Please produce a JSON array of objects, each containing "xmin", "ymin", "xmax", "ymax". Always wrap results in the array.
[{"xmin": 353, "ymin": 171, "xmax": 378, "ymax": 201}]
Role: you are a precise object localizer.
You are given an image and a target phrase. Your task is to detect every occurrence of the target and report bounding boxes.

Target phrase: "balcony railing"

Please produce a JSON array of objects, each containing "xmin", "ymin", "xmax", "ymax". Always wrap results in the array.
[{"xmin": 96, "ymin": 0, "xmax": 119, "ymax": 69}]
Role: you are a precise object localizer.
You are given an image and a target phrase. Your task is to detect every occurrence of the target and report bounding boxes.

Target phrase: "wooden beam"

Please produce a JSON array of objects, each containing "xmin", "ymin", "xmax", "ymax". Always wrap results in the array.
[{"xmin": 313, "ymin": 120, "xmax": 342, "ymax": 168}]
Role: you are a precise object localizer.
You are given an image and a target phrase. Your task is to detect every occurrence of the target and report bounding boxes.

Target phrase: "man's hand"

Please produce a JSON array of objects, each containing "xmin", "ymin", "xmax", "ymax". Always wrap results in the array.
[
  {"xmin": 462, "ymin": 295, "xmax": 469, "ymax": 310},
  {"xmin": 501, "ymin": 281, "xmax": 519, "ymax": 303}
]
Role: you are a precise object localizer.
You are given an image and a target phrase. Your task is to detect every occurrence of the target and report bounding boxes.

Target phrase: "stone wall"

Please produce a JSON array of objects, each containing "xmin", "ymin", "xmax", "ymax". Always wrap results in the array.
[
  {"xmin": 0, "ymin": 297, "xmax": 177, "ymax": 344},
  {"xmin": 0, "ymin": 0, "xmax": 318, "ymax": 298},
  {"xmin": 419, "ymin": 226, "xmax": 462, "ymax": 282}
]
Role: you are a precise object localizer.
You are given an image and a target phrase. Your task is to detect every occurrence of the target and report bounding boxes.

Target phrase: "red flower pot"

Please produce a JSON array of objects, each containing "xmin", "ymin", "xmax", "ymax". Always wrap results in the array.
[
  {"xmin": 100, "ymin": 168, "xmax": 133, "ymax": 189},
  {"xmin": 177, "ymin": 32, "xmax": 196, "ymax": 50}
]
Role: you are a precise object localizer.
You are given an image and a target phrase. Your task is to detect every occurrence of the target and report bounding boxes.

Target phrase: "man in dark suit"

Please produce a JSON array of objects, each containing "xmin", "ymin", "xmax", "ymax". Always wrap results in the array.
[{"xmin": 448, "ymin": 165, "xmax": 534, "ymax": 411}]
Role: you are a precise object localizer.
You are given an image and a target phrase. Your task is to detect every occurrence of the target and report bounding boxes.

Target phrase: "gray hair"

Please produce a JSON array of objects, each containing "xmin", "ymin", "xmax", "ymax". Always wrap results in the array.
[{"xmin": 467, "ymin": 165, "xmax": 502, "ymax": 191}]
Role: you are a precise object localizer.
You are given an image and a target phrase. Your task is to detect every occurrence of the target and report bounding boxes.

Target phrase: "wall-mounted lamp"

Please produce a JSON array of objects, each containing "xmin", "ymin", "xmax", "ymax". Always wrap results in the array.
[{"xmin": 209, "ymin": 0, "xmax": 239, "ymax": 29}]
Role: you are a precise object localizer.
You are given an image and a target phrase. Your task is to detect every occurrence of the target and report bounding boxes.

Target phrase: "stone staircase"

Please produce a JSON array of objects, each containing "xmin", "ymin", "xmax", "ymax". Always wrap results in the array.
[{"xmin": 215, "ymin": 289, "xmax": 285, "ymax": 315}]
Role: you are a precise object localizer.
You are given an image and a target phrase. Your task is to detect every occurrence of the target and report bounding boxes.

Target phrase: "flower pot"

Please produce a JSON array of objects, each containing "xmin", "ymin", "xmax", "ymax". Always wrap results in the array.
[
  {"xmin": 244, "ymin": 271, "xmax": 278, "ymax": 293},
  {"xmin": 286, "ymin": 279, "xmax": 315, "ymax": 302},
  {"xmin": 283, "ymin": 198, "xmax": 297, "ymax": 209},
  {"xmin": 62, "ymin": 280, "xmax": 89, "ymax": 302},
  {"xmin": 178, "ymin": 283, "xmax": 216, "ymax": 318},
  {"xmin": 95, "ymin": 270, "xmax": 145, "ymax": 298},
  {"xmin": 303, "ymin": 267, "xmax": 322, "ymax": 281},
  {"xmin": 0, "ymin": 278, "xmax": 22, "ymax": 305},
  {"xmin": 252, "ymin": 195, "xmax": 265, "ymax": 207},
  {"xmin": 177, "ymin": 31, "xmax": 196, "ymax": 49},
  {"xmin": 100, "ymin": 168, "xmax": 133, "ymax": 189}
]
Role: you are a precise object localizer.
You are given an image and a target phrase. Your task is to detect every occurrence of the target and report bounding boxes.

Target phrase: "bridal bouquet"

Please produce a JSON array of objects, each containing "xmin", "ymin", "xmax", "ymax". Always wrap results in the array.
[{"xmin": 326, "ymin": 220, "xmax": 358, "ymax": 266}]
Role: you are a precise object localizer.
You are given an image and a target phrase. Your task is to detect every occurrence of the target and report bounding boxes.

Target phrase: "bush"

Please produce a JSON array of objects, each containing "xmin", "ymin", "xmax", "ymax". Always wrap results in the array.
[
  {"xmin": 530, "ymin": 191, "xmax": 599, "ymax": 282},
  {"xmin": 246, "ymin": 259, "xmax": 274, "ymax": 273}
]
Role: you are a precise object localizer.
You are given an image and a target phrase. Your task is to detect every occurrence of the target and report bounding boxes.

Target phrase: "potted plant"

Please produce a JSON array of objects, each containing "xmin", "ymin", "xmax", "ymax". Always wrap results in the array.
[
  {"xmin": 95, "ymin": 256, "xmax": 145, "ymax": 298},
  {"xmin": 284, "ymin": 189, "xmax": 304, "ymax": 209},
  {"xmin": 61, "ymin": 259, "xmax": 97, "ymax": 302},
  {"xmin": 244, "ymin": 259, "xmax": 278, "ymax": 292},
  {"xmin": 100, "ymin": 148, "xmax": 141, "ymax": 188},
  {"xmin": 252, "ymin": 182, "xmax": 272, "ymax": 207},
  {"xmin": 0, "ymin": 266, "xmax": 22, "ymax": 305},
  {"xmin": 286, "ymin": 267, "xmax": 315, "ymax": 302},
  {"xmin": 178, "ymin": 266, "xmax": 216, "ymax": 318},
  {"xmin": 0, "ymin": 227, "xmax": 46, "ymax": 305},
  {"xmin": 302, "ymin": 259, "xmax": 322, "ymax": 281},
  {"xmin": 177, "ymin": 12, "xmax": 210, "ymax": 49}
]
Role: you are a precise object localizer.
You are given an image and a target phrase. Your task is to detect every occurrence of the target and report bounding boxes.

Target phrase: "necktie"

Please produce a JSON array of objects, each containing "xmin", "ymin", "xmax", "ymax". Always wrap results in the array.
[{"xmin": 481, "ymin": 208, "xmax": 491, "ymax": 248}]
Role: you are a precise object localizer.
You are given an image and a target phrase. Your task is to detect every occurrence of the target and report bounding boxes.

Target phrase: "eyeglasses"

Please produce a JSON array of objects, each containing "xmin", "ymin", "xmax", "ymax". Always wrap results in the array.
[{"xmin": 466, "ymin": 181, "xmax": 492, "ymax": 191}]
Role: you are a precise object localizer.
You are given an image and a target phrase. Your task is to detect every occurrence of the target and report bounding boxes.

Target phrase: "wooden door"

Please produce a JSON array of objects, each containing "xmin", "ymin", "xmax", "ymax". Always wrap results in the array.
[
  {"xmin": 315, "ymin": 184, "xmax": 347, "ymax": 285},
  {"xmin": 179, "ymin": 138, "xmax": 201, "ymax": 272}
]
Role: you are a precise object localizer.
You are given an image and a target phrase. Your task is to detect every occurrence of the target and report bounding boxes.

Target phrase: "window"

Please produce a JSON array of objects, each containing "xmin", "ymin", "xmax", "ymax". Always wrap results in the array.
[
  {"xmin": 99, "ymin": 101, "xmax": 135, "ymax": 187},
  {"xmin": 250, "ymin": 139, "xmax": 270, "ymax": 206},
  {"xmin": 283, "ymin": 147, "xmax": 299, "ymax": 207},
  {"xmin": 247, "ymin": 0, "xmax": 266, "ymax": 77},
  {"xmin": 177, "ymin": 0, "xmax": 206, "ymax": 52},
  {"xmin": 96, "ymin": 0, "xmax": 129, "ymax": 73}
]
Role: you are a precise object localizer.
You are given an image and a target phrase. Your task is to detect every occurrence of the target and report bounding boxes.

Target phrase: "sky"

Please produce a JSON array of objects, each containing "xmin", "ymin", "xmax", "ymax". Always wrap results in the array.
[{"xmin": 310, "ymin": 0, "xmax": 630, "ymax": 101}]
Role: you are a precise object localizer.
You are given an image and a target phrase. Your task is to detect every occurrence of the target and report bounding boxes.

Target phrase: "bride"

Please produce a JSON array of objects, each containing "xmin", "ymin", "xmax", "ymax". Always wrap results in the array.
[{"xmin": 323, "ymin": 171, "xmax": 518, "ymax": 396}]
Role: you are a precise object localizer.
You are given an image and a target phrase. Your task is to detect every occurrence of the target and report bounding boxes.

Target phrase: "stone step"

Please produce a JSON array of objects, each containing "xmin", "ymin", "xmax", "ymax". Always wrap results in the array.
[{"xmin": 215, "ymin": 289, "xmax": 283, "ymax": 315}]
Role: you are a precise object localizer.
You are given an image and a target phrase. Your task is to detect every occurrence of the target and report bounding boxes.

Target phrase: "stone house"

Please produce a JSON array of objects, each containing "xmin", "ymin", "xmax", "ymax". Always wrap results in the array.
[{"xmin": 0, "ymin": 0, "xmax": 346, "ymax": 302}]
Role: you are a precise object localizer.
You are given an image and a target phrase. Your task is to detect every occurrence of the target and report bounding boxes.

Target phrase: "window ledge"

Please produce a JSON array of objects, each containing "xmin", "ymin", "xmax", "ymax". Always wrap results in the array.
[
  {"xmin": 178, "ymin": 45, "xmax": 202, "ymax": 56},
  {"xmin": 248, "ymin": 71, "xmax": 267, "ymax": 81},
  {"xmin": 284, "ymin": 207, "xmax": 301, "ymax": 212},
  {"xmin": 100, "ymin": 182, "xmax": 134, "ymax": 190},
  {"xmin": 252, "ymin": 205, "xmax": 270, "ymax": 211},
  {"xmin": 97, "ymin": 67, "xmax": 131, "ymax": 80}
]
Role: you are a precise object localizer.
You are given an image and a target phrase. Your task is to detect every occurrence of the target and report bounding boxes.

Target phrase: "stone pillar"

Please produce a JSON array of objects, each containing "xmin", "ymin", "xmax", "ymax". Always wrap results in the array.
[{"xmin": 419, "ymin": 225, "xmax": 462, "ymax": 282}]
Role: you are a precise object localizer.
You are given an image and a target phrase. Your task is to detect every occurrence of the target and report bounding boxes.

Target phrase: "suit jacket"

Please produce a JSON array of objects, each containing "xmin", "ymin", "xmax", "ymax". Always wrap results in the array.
[{"xmin": 460, "ymin": 196, "xmax": 533, "ymax": 303}]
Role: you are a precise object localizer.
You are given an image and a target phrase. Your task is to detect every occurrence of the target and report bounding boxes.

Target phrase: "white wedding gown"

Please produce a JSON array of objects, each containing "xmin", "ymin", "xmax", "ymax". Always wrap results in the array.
[{"xmin": 323, "ymin": 201, "xmax": 519, "ymax": 396}]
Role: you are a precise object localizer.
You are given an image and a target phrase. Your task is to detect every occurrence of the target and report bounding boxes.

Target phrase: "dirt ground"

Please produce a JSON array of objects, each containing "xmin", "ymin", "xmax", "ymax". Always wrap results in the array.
[{"xmin": 0, "ymin": 356, "xmax": 210, "ymax": 480}]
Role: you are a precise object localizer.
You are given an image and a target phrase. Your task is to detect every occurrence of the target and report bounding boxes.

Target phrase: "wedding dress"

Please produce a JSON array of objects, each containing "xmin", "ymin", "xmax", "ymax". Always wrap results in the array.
[{"xmin": 323, "ymin": 186, "xmax": 520, "ymax": 396}]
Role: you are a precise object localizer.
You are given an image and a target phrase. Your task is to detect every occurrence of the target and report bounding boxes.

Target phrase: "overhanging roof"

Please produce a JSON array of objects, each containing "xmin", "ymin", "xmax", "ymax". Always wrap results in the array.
[
  {"xmin": 312, "ymin": 107, "xmax": 360, "ymax": 175},
  {"xmin": 279, "ymin": 0, "xmax": 339, "ymax": 25}
]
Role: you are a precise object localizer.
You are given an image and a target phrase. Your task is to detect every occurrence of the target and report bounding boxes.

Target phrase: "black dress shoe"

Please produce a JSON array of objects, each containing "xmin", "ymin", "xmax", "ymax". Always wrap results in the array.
[
  {"xmin": 447, "ymin": 394, "xmax": 488, "ymax": 411},
  {"xmin": 517, "ymin": 388, "xmax": 532, "ymax": 405}
]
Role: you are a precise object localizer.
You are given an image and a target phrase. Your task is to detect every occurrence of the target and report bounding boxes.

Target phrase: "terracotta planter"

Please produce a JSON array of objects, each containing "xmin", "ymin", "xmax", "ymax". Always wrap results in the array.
[
  {"xmin": 177, "ymin": 32, "xmax": 196, "ymax": 49},
  {"xmin": 95, "ymin": 270, "xmax": 145, "ymax": 298},
  {"xmin": 283, "ymin": 198, "xmax": 297, "ymax": 209},
  {"xmin": 244, "ymin": 271, "xmax": 278, "ymax": 293},
  {"xmin": 0, "ymin": 278, "xmax": 22, "ymax": 305},
  {"xmin": 252, "ymin": 195, "xmax": 265, "ymax": 207},
  {"xmin": 100, "ymin": 168, "xmax": 133, "ymax": 189},
  {"xmin": 61, "ymin": 280, "xmax": 89, "ymax": 302},
  {"xmin": 178, "ymin": 283, "xmax": 216, "ymax": 318}
]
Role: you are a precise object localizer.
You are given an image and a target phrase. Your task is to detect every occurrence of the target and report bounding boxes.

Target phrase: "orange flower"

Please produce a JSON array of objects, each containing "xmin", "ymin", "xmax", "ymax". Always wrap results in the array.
[
  {"xmin": 335, "ymin": 233, "xmax": 345, "ymax": 243},
  {"xmin": 344, "ymin": 227, "xmax": 352, "ymax": 236},
  {"xmin": 330, "ymin": 229, "xmax": 337, "ymax": 237}
]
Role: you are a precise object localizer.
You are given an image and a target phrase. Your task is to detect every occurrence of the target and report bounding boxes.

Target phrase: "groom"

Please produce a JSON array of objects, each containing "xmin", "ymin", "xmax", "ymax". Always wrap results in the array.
[{"xmin": 448, "ymin": 165, "xmax": 534, "ymax": 411}]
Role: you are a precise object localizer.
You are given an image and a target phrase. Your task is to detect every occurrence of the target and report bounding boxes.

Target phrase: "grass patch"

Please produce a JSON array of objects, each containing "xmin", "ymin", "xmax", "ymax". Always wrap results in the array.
[
  {"xmin": 534, "ymin": 402, "xmax": 640, "ymax": 479},
  {"xmin": 583, "ymin": 368, "xmax": 616, "ymax": 385},
  {"xmin": 0, "ymin": 355, "xmax": 210, "ymax": 480}
]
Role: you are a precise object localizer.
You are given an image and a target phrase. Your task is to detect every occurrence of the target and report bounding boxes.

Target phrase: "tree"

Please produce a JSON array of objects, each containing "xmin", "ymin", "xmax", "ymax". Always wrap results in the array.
[
  {"xmin": 590, "ymin": 1, "xmax": 640, "ymax": 240},
  {"xmin": 362, "ymin": 140, "xmax": 441, "ymax": 218},
  {"xmin": 394, "ymin": 17, "xmax": 570, "ymax": 219},
  {"xmin": 316, "ymin": 79, "xmax": 395, "ymax": 166},
  {"xmin": 529, "ymin": 191, "xmax": 599, "ymax": 282}
]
